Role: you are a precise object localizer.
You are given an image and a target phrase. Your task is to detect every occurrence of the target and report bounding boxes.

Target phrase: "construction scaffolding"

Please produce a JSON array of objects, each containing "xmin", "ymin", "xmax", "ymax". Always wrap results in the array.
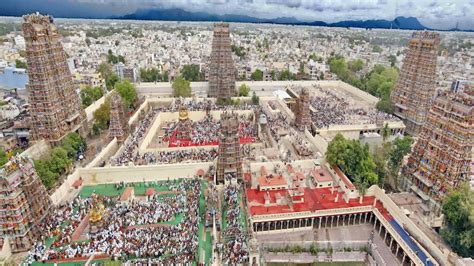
[
  {"xmin": 208, "ymin": 23, "xmax": 237, "ymax": 100},
  {"xmin": 216, "ymin": 112, "xmax": 242, "ymax": 184},
  {"xmin": 403, "ymin": 86, "xmax": 473, "ymax": 206},
  {"xmin": 0, "ymin": 155, "xmax": 51, "ymax": 252},
  {"xmin": 294, "ymin": 88, "xmax": 311, "ymax": 131},
  {"xmin": 22, "ymin": 13, "xmax": 86, "ymax": 143},
  {"xmin": 108, "ymin": 94, "xmax": 129, "ymax": 142},
  {"xmin": 391, "ymin": 31, "xmax": 440, "ymax": 136}
]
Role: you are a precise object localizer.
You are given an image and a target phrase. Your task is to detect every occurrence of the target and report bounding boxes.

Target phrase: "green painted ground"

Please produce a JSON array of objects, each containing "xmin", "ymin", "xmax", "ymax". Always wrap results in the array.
[{"xmin": 28, "ymin": 179, "xmax": 212, "ymax": 266}]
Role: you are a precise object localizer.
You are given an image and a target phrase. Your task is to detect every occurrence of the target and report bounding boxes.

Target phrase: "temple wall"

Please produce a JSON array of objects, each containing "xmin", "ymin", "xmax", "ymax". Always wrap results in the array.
[
  {"xmin": 86, "ymin": 138, "xmax": 119, "ymax": 168},
  {"xmin": 78, "ymin": 162, "xmax": 213, "ymax": 185}
]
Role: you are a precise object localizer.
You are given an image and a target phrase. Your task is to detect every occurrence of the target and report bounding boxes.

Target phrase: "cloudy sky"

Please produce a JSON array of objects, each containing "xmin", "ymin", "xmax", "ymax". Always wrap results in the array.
[{"xmin": 2, "ymin": 0, "xmax": 473, "ymax": 30}]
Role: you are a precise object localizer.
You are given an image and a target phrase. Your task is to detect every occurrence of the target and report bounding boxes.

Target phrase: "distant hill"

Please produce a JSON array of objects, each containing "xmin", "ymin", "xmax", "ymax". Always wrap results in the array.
[{"xmin": 115, "ymin": 8, "xmax": 431, "ymax": 31}]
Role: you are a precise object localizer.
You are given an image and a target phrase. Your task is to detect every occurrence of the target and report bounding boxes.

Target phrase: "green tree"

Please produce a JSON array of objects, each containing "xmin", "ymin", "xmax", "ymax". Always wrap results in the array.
[
  {"xmin": 34, "ymin": 159, "xmax": 58, "ymax": 189},
  {"xmin": 372, "ymin": 45, "xmax": 383, "ymax": 53},
  {"xmin": 0, "ymin": 147, "xmax": 8, "ymax": 167},
  {"xmin": 15, "ymin": 59, "xmax": 27, "ymax": 69},
  {"xmin": 93, "ymin": 99, "xmax": 111, "ymax": 132},
  {"xmin": 172, "ymin": 77, "xmax": 191, "ymax": 97},
  {"xmin": 231, "ymin": 45, "xmax": 246, "ymax": 58},
  {"xmin": 326, "ymin": 133, "xmax": 378, "ymax": 186},
  {"xmin": 107, "ymin": 49, "xmax": 125, "ymax": 64},
  {"xmin": 279, "ymin": 69, "xmax": 295, "ymax": 80},
  {"xmin": 115, "ymin": 80, "xmax": 137, "ymax": 108},
  {"xmin": 238, "ymin": 83, "xmax": 250, "ymax": 97},
  {"xmin": 389, "ymin": 136, "xmax": 413, "ymax": 169},
  {"xmin": 251, "ymin": 92, "xmax": 260, "ymax": 105},
  {"xmin": 251, "ymin": 69, "xmax": 263, "ymax": 81},
  {"xmin": 181, "ymin": 64, "xmax": 203, "ymax": 81},
  {"xmin": 98, "ymin": 63, "xmax": 118, "ymax": 90},
  {"xmin": 441, "ymin": 183, "xmax": 474, "ymax": 257},
  {"xmin": 388, "ymin": 55, "xmax": 397, "ymax": 67},
  {"xmin": 80, "ymin": 86, "xmax": 103, "ymax": 108},
  {"xmin": 270, "ymin": 70, "xmax": 276, "ymax": 81},
  {"xmin": 140, "ymin": 67, "xmax": 161, "ymax": 82},
  {"xmin": 348, "ymin": 59, "xmax": 364, "ymax": 72}
]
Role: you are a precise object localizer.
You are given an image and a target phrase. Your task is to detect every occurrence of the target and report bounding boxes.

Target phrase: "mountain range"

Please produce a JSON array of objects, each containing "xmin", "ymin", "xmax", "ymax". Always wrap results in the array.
[{"xmin": 115, "ymin": 8, "xmax": 430, "ymax": 31}]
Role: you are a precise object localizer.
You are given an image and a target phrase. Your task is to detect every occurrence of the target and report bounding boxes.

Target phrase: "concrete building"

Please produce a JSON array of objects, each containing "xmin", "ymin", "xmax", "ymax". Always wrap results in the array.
[
  {"xmin": 0, "ymin": 155, "xmax": 51, "ymax": 252},
  {"xmin": 402, "ymin": 86, "xmax": 473, "ymax": 213},
  {"xmin": 208, "ymin": 23, "xmax": 236, "ymax": 100},
  {"xmin": 391, "ymin": 31, "xmax": 440, "ymax": 136},
  {"xmin": 22, "ymin": 13, "xmax": 86, "ymax": 143}
]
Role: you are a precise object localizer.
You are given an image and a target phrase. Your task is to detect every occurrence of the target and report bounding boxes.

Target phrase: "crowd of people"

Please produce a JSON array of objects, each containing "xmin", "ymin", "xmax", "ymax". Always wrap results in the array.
[
  {"xmin": 25, "ymin": 179, "xmax": 203, "ymax": 265},
  {"xmin": 134, "ymin": 148, "xmax": 218, "ymax": 165},
  {"xmin": 163, "ymin": 113, "xmax": 257, "ymax": 147},
  {"xmin": 222, "ymin": 184, "xmax": 249, "ymax": 265},
  {"xmin": 110, "ymin": 109, "xmax": 159, "ymax": 166},
  {"xmin": 309, "ymin": 86, "xmax": 399, "ymax": 128}
]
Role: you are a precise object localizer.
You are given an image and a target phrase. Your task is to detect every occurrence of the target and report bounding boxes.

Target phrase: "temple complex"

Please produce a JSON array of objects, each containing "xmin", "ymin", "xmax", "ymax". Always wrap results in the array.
[
  {"xmin": 208, "ymin": 23, "xmax": 236, "ymax": 100},
  {"xmin": 402, "ymin": 85, "xmax": 473, "ymax": 212},
  {"xmin": 216, "ymin": 112, "xmax": 242, "ymax": 184},
  {"xmin": 22, "ymin": 13, "xmax": 86, "ymax": 143},
  {"xmin": 391, "ymin": 31, "xmax": 440, "ymax": 136},
  {"xmin": 0, "ymin": 155, "xmax": 51, "ymax": 252},
  {"xmin": 294, "ymin": 87, "xmax": 311, "ymax": 131},
  {"xmin": 108, "ymin": 94, "xmax": 129, "ymax": 142}
]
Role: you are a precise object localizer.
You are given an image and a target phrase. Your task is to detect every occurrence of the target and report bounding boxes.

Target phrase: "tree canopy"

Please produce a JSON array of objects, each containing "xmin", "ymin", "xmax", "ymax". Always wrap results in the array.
[
  {"xmin": 328, "ymin": 55, "xmax": 398, "ymax": 114},
  {"xmin": 34, "ymin": 133, "xmax": 86, "ymax": 189},
  {"xmin": 326, "ymin": 134, "xmax": 379, "ymax": 188},
  {"xmin": 15, "ymin": 59, "xmax": 27, "ymax": 69},
  {"xmin": 107, "ymin": 49, "xmax": 125, "ymax": 64},
  {"xmin": 97, "ymin": 63, "xmax": 118, "ymax": 91},
  {"xmin": 251, "ymin": 69, "xmax": 263, "ymax": 81},
  {"xmin": 140, "ymin": 67, "xmax": 161, "ymax": 82},
  {"xmin": 92, "ymin": 98, "xmax": 111, "ymax": 134},
  {"xmin": 441, "ymin": 183, "xmax": 474, "ymax": 257},
  {"xmin": 172, "ymin": 77, "xmax": 191, "ymax": 97},
  {"xmin": 181, "ymin": 64, "xmax": 204, "ymax": 81},
  {"xmin": 251, "ymin": 92, "xmax": 260, "ymax": 105},
  {"xmin": 80, "ymin": 86, "xmax": 103, "ymax": 108},
  {"xmin": 115, "ymin": 80, "xmax": 137, "ymax": 109},
  {"xmin": 279, "ymin": 69, "xmax": 296, "ymax": 81},
  {"xmin": 0, "ymin": 147, "xmax": 8, "ymax": 167},
  {"xmin": 238, "ymin": 83, "xmax": 250, "ymax": 97}
]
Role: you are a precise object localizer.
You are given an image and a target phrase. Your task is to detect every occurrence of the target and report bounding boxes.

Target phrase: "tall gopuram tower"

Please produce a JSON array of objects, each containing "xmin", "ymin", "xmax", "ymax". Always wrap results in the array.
[
  {"xmin": 0, "ymin": 155, "xmax": 51, "ymax": 251},
  {"xmin": 208, "ymin": 23, "xmax": 236, "ymax": 100},
  {"xmin": 391, "ymin": 31, "xmax": 440, "ymax": 136},
  {"xmin": 108, "ymin": 94, "xmax": 129, "ymax": 142},
  {"xmin": 294, "ymin": 88, "xmax": 311, "ymax": 131},
  {"xmin": 22, "ymin": 13, "xmax": 86, "ymax": 143},
  {"xmin": 402, "ymin": 86, "xmax": 473, "ymax": 213},
  {"xmin": 216, "ymin": 112, "xmax": 242, "ymax": 184}
]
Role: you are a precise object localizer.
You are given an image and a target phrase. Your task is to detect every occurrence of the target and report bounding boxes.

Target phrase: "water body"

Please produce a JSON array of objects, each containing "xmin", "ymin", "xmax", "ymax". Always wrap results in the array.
[{"xmin": 0, "ymin": 67, "xmax": 28, "ymax": 90}]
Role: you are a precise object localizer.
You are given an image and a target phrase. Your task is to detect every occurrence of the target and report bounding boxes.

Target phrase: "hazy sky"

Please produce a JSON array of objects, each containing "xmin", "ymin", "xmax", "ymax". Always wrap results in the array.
[{"xmin": 2, "ymin": 0, "xmax": 473, "ymax": 30}]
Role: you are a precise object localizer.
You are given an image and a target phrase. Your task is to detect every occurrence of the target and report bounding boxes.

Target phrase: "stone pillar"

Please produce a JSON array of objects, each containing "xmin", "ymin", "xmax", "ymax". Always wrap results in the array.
[
  {"xmin": 373, "ymin": 198, "xmax": 377, "ymax": 207},
  {"xmin": 379, "ymin": 224, "xmax": 383, "ymax": 235},
  {"xmin": 319, "ymin": 218, "xmax": 322, "ymax": 229},
  {"xmin": 331, "ymin": 216, "xmax": 334, "ymax": 228},
  {"xmin": 337, "ymin": 215, "xmax": 340, "ymax": 226}
]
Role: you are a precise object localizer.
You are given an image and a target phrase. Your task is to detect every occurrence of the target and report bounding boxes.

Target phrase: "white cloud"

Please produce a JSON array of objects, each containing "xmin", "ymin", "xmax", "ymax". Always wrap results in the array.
[{"xmin": 74, "ymin": 0, "xmax": 474, "ymax": 29}]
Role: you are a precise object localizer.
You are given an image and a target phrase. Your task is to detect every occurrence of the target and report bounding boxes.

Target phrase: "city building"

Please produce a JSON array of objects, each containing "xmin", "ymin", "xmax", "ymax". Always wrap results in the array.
[
  {"xmin": 114, "ymin": 62, "xmax": 138, "ymax": 83},
  {"xmin": 208, "ymin": 23, "xmax": 236, "ymax": 100},
  {"xmin": 391, "ymin": 31, "xmax": 440, "ymax": 136},
  {"xmin": 294, "ymin": 87, "xmax": 311, "ymax": 130},
  {"xmin": 22, "ymin": 13, "xmax": 86, "ymax": 143},
  {"xmin": 216, "ymin": 112, "xmax": 242, "ymax": 184},
  {"xmin": 0, "ymin": 155, "xmax": 51, "ymax": 251},
  {"xmin": 108, "ymin": 94, "xmax": 129, "ymax": 142},
  {"xmin": 402, "ymin": 85, "xmax": 473, "ymax": 213}
]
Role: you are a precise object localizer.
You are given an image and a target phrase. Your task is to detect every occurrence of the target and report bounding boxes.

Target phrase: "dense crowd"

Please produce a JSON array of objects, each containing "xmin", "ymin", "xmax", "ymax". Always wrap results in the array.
[
  {"xmin": 134, "ymin": 148, "xmax": 218, "ymax": 165},
  {"xmin": 222, "ymin": 184, "xmax": 249, "ymax": 265},
  {"xmin": 163, "ymin": 113, "xmax": 257, "ymax": 147},
  {"xmin": 25, "ymin": 179, "xmax": 202, "ymax": 265},
  {"xmin": 309, "ymin": 86, "xmax": 399, "ymax": 128},
  {"xmin": 110, "ymin": 109, "xmax": 159, "ymax": 166},
  {"xmin": 167, "ymin": 99, "xmax": 258, "ymax": 112}
]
